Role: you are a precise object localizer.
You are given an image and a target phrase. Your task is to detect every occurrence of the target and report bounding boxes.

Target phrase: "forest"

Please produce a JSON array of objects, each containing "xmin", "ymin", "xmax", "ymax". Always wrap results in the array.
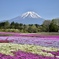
[{"xmin": 0, "ymin": 19, "xmax": 59, "ymax": 33}]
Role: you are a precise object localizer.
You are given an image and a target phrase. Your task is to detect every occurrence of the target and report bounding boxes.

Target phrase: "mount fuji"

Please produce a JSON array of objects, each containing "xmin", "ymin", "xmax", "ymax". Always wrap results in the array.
[{"xmin": 6, "ymin": 11, "xmax": 45, "ymax": 24}]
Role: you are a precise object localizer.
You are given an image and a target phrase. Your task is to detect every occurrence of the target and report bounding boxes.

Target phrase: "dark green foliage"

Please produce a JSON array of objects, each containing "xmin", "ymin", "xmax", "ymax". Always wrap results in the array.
[
  {"xmin": 43, "ymin": 20, "xmax": 51, "ymax": 26},
  {"xmin": 49, "ymin": 20, "xmax": 59, "ymax": 32},
  {"xmin": 41, "ymin": 25, "xmax": 49, "ymax": 32},
  {"xmin": 10, "ymin": 22, "xmax": 15, "ymax": 29},
  {"xmin": 0, "ymin": 21, "xmax": 10, "ymax": 29},
  {"xmin": 27, "ymin": 25, "xmax": 38, "ymax": 33},
  {"xmin": 0, "ymin": 18, "xmax": 59, "ymax": 32}
]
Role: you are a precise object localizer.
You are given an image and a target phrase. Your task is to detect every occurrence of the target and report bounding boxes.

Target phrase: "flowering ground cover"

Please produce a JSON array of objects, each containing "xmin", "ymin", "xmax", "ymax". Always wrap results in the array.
[
  {"xmin": 0, "ymin": 36, "xmax": 59, "ymax": 48},
  {"xmin": 0, "ymin": 43, "xmax": 59, "ymax": 59},
  {"xmin": 0, "ymin": 40, "xmax": 13, "ymax": 43},
  {"xmin": 0, "ymin": 37, "xmax": 13, "ymax": 43},
  {"xmin": 0, "ymin": 32, "xmax": 59, "ymax": 59},
  {"xmin": 0, "ymin": 32, "xmax": 59, "ymax": 38}
]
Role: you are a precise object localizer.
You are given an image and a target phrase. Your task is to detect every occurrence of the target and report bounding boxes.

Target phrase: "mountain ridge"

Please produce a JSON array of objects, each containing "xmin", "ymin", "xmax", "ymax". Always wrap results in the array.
[{"xmin": 1, "ymin": 11, "xmax": 45, "ymax": 25}]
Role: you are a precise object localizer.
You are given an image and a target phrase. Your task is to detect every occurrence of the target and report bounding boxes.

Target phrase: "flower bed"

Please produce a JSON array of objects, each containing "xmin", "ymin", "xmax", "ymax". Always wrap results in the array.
[
  {"xmin": 0, "ymin": 43, "xmax": 59, "ymax": 59},
  {"xmin": 0, "ymin": 36, "xmax": 59, "ymax": 47},
  {"xmin": 0, "ymin": 32, "xmax": 59, "ymax": 38},
  {"xmin": 0, "ymin": 32, "xmax": 59, "ymax": 58}
]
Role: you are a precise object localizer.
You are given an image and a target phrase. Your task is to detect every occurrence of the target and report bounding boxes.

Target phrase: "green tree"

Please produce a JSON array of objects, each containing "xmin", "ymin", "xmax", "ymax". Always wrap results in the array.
[
  {"xmin": 41, "ymin": 25, "xmax": 49, "ymax": 32},
  {"xmin": 10, "ymin": 22, "xmax": 15, "ymax": 29},
  {"xmin": 28, "ymin": 25, "xmax": 37, "ymax": 33},
  {"xmin": 14, "ymin": 23, "xmax": 19, "ymax": 29},
  {"xmin": 49, "ymin": 20, "xmax": 58, "ymax": 32},
  {"xmin": 19, "ymin": 23, "xmax": 23, "ymax": 30},
  {"xmin": 4, "ymin": 21, "xmax": 10, "ymax": 29},
  {"xmin": 43, "ymin": 20, "xmax": 51, "ymax": 26}
]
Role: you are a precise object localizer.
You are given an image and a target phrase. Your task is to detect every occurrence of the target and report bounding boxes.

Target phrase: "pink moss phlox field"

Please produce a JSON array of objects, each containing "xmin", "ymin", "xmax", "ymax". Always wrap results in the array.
[
  {"xmin": 0, "ymin": 36, "xmax": 59, "ymax": 47},
  {"xmin": 42, "ymin": 50, "xmax": 59, "ymax": 58},
  {"xmin": 0, "ymin": 37, "xmax": 13, "ymax": 43},
  {"xmin": 0, "ymin": 50, "xmax": 59, "ymax": 59},
  {"xmin": 0, "ymin": 40, "xmax": 13, "ymax": 43},
  {"xmin": 0, "ymin": 32, "xmax": 59, "ymax": 38},
  {"xmin": 0, "ymin": 32, "xmax": 59, "ymax": 58}
]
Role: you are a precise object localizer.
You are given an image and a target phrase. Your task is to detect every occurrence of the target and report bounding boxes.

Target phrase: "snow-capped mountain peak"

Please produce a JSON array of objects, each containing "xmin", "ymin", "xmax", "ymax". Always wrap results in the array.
[
  {"xmin": 2, "ymin": 11, "xmax": 44, "ymax": 25},
  {"xmin": 21, "ymin": 11, "xmax": 41, "ymax": 18}
]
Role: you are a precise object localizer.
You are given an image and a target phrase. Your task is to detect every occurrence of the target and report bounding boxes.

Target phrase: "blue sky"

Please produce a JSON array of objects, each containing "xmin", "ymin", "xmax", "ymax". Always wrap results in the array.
[{"xmin": 0, "ymin": 0, "xmax": 59, "ymax": 21}]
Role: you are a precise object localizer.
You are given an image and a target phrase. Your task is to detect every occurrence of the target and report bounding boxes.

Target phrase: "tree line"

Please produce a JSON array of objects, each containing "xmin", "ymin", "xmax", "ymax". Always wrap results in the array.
[{"xmin": 0, "ymin": 19, "xmax": 59, "ymax": 33}]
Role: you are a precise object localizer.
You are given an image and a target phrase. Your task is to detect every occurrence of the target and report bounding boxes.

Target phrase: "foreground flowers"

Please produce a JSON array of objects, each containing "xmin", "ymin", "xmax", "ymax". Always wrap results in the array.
[
  {"xmin": 0, "ymin": 50, "xmax": 59, "ymax": 59},
  {"xmin": 0, "ymin": 32, "xmax": 59, "ymax": 59},
  {"xmin": 0, "ymin": 36, "xmax": 59, "ymax": 48},
  {"xmin": 0, "ymin": 43, "xmax": 59, "ymax": 59}
]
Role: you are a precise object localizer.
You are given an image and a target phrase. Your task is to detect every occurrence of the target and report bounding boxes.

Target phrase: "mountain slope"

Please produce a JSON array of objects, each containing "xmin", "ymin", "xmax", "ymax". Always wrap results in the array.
[{"xmin": 2, "ymin": 11, "xmax": 45, "ymax": 25}]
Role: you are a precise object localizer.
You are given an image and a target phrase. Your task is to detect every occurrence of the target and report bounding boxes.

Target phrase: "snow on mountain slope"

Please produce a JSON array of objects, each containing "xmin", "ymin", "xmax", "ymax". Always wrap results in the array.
[{"xmin": 21, "ymin": 11, "xmax": 41, "ymax": 18}]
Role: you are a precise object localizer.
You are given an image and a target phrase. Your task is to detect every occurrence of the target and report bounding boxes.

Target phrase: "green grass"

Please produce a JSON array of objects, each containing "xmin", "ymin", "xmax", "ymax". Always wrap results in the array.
[{"xmin": 0, "ymin": 34, "xmax": 12, "ymax": 36}]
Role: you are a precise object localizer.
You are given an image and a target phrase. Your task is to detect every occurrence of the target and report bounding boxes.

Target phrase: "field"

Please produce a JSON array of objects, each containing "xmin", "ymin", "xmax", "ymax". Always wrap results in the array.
[{"xmin": 0, "ymin": 32, "xmax": 59, "ymax": 59}]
